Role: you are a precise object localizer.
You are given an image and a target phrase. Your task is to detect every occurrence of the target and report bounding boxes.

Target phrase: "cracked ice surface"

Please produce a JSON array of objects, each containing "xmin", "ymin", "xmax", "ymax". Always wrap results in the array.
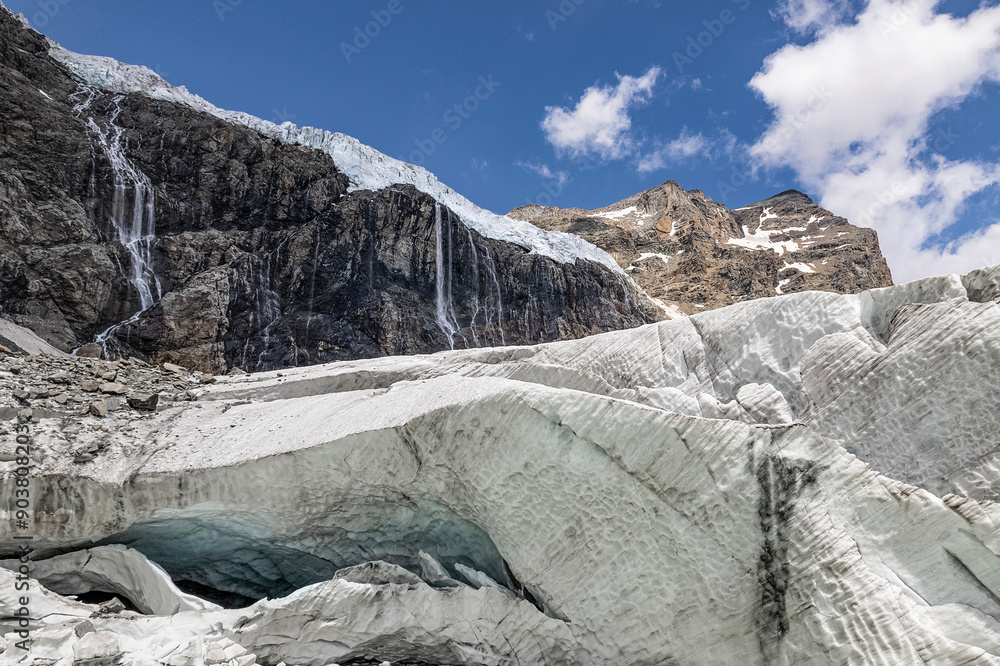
[
  {"xmin": 0, "ymin": 545, "xmax": 220, "ymax": 616},
  {"xmin": 4, "ymin": 266, "xmax": 1000, "ymax": 663},
  {"xmin": 46, "ymin": 43, "xmax": 624, "ymax": 275}
]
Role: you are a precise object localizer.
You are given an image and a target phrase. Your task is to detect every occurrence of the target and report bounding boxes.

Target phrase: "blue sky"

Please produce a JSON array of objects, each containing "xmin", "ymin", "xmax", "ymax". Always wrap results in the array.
[{"xmin": 7, "ymin": 0, "xmax": 1000, "ymax": 281}]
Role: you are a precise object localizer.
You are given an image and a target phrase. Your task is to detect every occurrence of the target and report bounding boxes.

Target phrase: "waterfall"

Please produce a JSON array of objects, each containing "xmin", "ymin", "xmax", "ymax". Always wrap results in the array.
[
  {"xmin": 74, "ymin": 91, "xmax": 162, "ymax": 356},
  {"xmin": 240, "ymin": 240, "xmax": 285, "ymax": 371},
  {"xmin": 434, "ymin": 203, "xmax": 460, "ymax": 349},
  {"xmin": 433, "ymin": 203, "xmax": 508, "ymax": 349},
  {"xmin": 303, "ymin": 222, "xmax": 322, "ymax": 346},
  {"xmin": 255, "ymin": 250, "xmax": 282, "ymax": 370},
  {"xmin": 464, "ymin": 225, "xmax": 507, "ymax": 347},
  {"xmin": 480, "ymin": 246, "xmax": 506, "ymax": 346},
  {"xmin": 464, "ymin": 226, "xmax": 482, "ymax": 347}
]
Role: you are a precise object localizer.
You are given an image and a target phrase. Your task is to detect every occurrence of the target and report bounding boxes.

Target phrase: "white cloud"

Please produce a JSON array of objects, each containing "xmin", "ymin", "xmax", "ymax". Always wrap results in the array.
[
  {"xmin": 638, "ymin": 129, "xmax": 740, "ymax": 173},
  {"xmin": 772, "ymin": 0, "xmax": 850, "ymax": 33},
  {"xmin": 667, "ymin": 132, "xmax": 710, "ymax": 159},
  {"xmin": 516, "ymin": 159, "xmax": 570, "ymax": 186},
  {"xmin": 638, "ymin": 130, "xmax": 711, "ymax": 172},
  {"xmin": 750, "ymin": 0, "xmax": 1000, "ymax": 282},
  {"xmin": 541, "ymin": 67, "xmax": 661, "ymax": 160}
]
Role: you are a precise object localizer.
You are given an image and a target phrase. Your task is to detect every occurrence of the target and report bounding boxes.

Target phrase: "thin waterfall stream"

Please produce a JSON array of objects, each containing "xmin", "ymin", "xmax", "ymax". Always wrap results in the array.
[
  {"xmin": 434, "ymin": 202, "xmax": 460, "ymax": 348},
  {"xmin": 433, "ymin": 202, "xmax": 506, "ymax": 349}
]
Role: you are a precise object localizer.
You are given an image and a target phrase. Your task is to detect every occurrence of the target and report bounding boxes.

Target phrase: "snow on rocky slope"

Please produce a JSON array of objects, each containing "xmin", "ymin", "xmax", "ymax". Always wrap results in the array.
[
  {"xmin": 44, "ymin": 43, "xmax": 621, "ymax": 275},
  {"xmin": 3, "ymin": 265, "xmax": 1000, "ymax": 664}
]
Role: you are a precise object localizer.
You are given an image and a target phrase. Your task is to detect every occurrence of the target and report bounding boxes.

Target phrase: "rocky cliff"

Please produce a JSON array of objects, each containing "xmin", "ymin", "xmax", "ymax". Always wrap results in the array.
[
  {"xmin": 510, "ymin": 181, "xmax": 893, "ymax": 315},
  {"xmin": 0, "ymin": 6, "xmax": 651, "ymax": 374}
]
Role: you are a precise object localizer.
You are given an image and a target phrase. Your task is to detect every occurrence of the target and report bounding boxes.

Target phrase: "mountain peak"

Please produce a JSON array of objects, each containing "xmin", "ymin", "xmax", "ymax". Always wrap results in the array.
[
  {"xmin": 510, "ymin": 182, "xmax": 892, "ymax": 314},
  {"xmin": 741, "ymin": 189, "xmax": 816, "ymax": 208}
]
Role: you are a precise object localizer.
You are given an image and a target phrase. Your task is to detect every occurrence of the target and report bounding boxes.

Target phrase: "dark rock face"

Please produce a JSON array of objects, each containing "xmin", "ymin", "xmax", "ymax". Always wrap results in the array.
[
  {"xmin": 510, "ymin": 182, "xmax": 894, "ymax": 315},
  {"xmin": 0, "ymin": 8, "xmax": 647, "ymax": 372}
]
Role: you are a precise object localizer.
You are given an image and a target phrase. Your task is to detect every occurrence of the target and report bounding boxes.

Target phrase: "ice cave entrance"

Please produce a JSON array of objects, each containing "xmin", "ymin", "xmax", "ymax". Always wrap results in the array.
[{"xmin": 96, "ymin": 501, "xmax": 533, "ymax": 609}]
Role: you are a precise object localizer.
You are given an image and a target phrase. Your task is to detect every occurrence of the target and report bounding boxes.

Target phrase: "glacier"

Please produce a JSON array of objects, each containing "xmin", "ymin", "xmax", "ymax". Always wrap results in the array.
[{"xmin": 3, "ymin": 266, "xmax": 1000, "ymax": 664}]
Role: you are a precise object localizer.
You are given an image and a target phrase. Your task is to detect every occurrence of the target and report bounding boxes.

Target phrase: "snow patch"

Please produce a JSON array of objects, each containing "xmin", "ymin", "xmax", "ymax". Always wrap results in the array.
[
  {"xmin": 650, "ymin": 298, "xmax": 685, "ymax": 319},
  {"xmin": 726, "ymin": 225, "xmax": 800, "ymax": 255},
  {"xmin": 782, "ymin": 261, "xmax": 817, "ymax": 274},
  {"xmin": 591, "ymin": 206, "xmax": 638, "ymax": 220},
  {"xmin": 727, "ymin": 207, "xmax": 800, "ymax": 254},
  {"xmin": 637, "ymin": 253, "xmax": 671, "ymax": 265}
]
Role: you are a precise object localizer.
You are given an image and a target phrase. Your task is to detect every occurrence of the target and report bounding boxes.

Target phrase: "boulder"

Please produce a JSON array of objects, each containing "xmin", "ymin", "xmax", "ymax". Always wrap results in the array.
[
  {"xmin": 127, "ymin": 393, "xmax": 159, "ymax": 411},
  {"xmin": 72, "ymin": 631, "xmax": 122, "ymax": 664},
  {"xmin": 77, "ymin": 343, "xmax": 104, "ymax": 358}
]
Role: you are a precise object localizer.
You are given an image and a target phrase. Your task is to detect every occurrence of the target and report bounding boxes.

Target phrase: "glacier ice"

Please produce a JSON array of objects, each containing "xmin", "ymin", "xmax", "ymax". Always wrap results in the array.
[
  {"xmin": 0, "ymin": 545, "xmax": 219, "ymax": 616},
  {"xmin": 3, "ymin": 267, "xmax": 1000, "ymax": 664}
]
